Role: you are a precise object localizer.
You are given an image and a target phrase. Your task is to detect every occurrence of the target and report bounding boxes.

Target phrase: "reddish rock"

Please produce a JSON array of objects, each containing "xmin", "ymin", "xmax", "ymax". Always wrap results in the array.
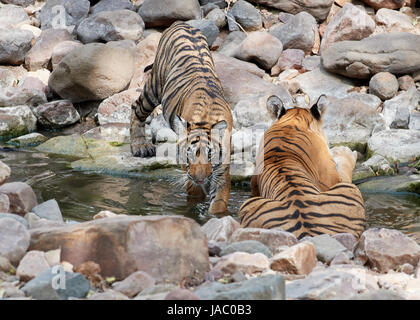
[
  {"xmin": 270, "ymin": 241, "xmax": 317, "ymax": 275},
  {"xmin": 97, "ymin": 88, "xmax": 140, "ymax": 125},
  {"xmin": 398, "ymin": 75, "xmax": 416, "ymax": 91},
  {"xmin": 213, "ymin": 252, "xmax": 270, "ymax": 275},
  {"xmin": 355, "ymin": 228, "xmax": 420, "ymax": 273},
  {"xmin": 74, "ymin": 261, "xmax": 103, "ymax": 288},
  {"xmin": 361, "ymin": 0, "xmax": 408, "ymax": 9},
  {"xmin": 230, "ymin": 228, "xmax": 298, "ymax": 251},
  {"xmin": 0, "ymin": 182, "xmax": 37, "ymax": 215},
  {"xmin": 271, "ymin": 49, "xmax": 305, "ymax": 76},
  {"xmin": 332, "ymin": 233, "xmax": 357, "ymax": 251},
  {"xmin": 34, "ymin": 100, "xmax": 80, "ymax": 129},
  {"xmin": 16, "ymin": 250, "xmax": 50, "ymax": 281},
  {"xmin": 29, "ymin": 215, "xmax": 210, "ymax": 281},
  {"xmin": 201, "ymin": 216, "xmax": 240, "ymax": 242},
  {"xmin": 112, "ymin": 271, "xmax": 156, "ymax": 297},
  {"xmin": 165, "ymin": 288, "xmax": 200, "ymax": 300}
]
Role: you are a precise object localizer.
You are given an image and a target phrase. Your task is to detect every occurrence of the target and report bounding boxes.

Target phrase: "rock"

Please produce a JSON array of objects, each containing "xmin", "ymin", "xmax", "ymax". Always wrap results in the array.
[
  {"xmin": 29, "ymin": 216, "xmax": 210, "ymax": 281},
  {"xmin": 0, "ymin": 68, "xmax": 16, "ymax": 88},
  {"xmin": 322, "ymin": 32, "xmax": 420, "ymax": 79},
  {"xmin": 330, "ymin": 251, "xmax": 352, "ymax": 265},
  {"xmin": 39, "ymin": 0, "xmax": 90, "ymax": 30},
  {"xmin": 0, "ymin": 281, "xmax": 26, "ymax": 298},
  {"xmin": 270, "ymin": 241, "xmax": 317, "ymax": 275},
  {"xmin": 6, "ymin": 132, "xmax": 47, "ymax": 148},
  {"xmin": 367, "ymin": 129, "xmax": 420, "ymax": 162},
  {"xmin": 205, "ymin": 8, "xmax": 226, "ymax": 29},
  {"xmin": 271, "ymin": 49, "xmax": 305, "ymax": 76},
  {"xmin": 0, "ymin": 256, "xmax": 12, "ymax": 273},
  {"xmin": 302, "ymin": 55, "xmax": 321, "ymax": 71},
  {"xmin": 1, "ymin": 0, "xmax": 34, "ymax": 7},
  {"xmin": 34, "ymin": 100, "xmax": 80, "ymax": 129},
  {"xmin": 19, "ymin": 76, "xmax": 49, "ymax": 96},
  {"xmin": 320, "ymin": 3, "xmax": 375, "ymax": 53},
  {"xmin": 308, "ymin": 234, "xmax": 351, "ymax": 264},
  {"xmin": 201, "ymin": 216, "xmax": 240, "ymax": 242},
  {"xmin": 398, "ymin": 75, "xmax": 416, "ymax": 91},
  {"xmin": 0, "ymin": 212, "xmax": 29, "ymax": 228},
  {"xmin": 45, "ymin": 248, "xmax": 60, "ymax": 267},
  {"xmin": 400, "ymin": 263, "xmax": 414, "ymax": 275},
  {"xmin": 230, "ymin": 0, "xmax": 262, "ymax": 31},
  {"xmin": 320, "ymin": 96, "xmax": 387, "ymax": 147},
  {"xmin": 0, "ymin": 194, "xmax": 9, "ymax": 212},
  {"xmin": 269, "ymin": 12, "xmax": 318, "ymax": 54},
  {"xmin": 286, "ymin": 269, "xmax": 359, "ymax": 299},
  {"xmin": 165, "ymin": 288, "xmax": 200, "ymax": 300},
  {"xmin": 0, "ymin": 217, "xmax": 30, "ymax": 265},
  {"xmin": 22, "ymin": 268, "xmax": 91, "ymax": 300},
  {"xmin": 0, "ymin": 182, "xmax": 37, "ymax": 215},
  {"xmin": 361, "ymin": 0, "xmax": 408, "ymax": 9},
  {"xmin": 51, "ymin": 41, "xmax": 83, "ymax": 70},
  {"xmin": 375, "ymin": 8, "xmax": 416, "ymax": 34},
  {"xmin": 25, "ymin": 28, "xmax": 74, "ymax": 71},
  {"xmin": 186, "ymin": 19, "xmax": 219, "ymax": 46},
  {"xmin": 91, "ymin": 0, "xmax": 135, "ymax": 15},
  {"xmin": 351, "ymin": 289, "xmax": 405, "ymax": 300},
  {"xmin": 76, "ymin": 10, "xmax": 145, "ymax": 44},
  {"xmin": 134, "ymin": 283, "xmax": 178, "ymax": 300},
  {"xmin": 0, "ymin": 86, "xmax": 47, "ymax": 108},
  {"xmin": 354, "ymin": 228, "xmax": 420, "ymax": 273},
  {"xmin": 97, "ymin": 89, "xmax": 140, "ymax": 125},
  {"xmin": 361, "ymin": 154, "xmax": 393, "ymax": 175},
  {"xmin": 0, "ymin": 4, "xmax": 30, "ymax": 27},
  {"xmin": 332, "ymin": 233, "xmax": 357, "ymax": 252},
  {"xmin": 369, "ymin": 72, "xmax": 399, "ymax": 101},
  {"xmin": 88, "ymin": 290, "xmax": 130, "ymax": 300},
  {"xmin": 31, "ymin": 199, "xmax": 63, "ymax": 222},
  {"xmin": 0, "ymin": 105, "xmax": 38, "ymax": 140},
  {"xmin": 357, "ymin": 174, "xmax": 420, "ymax": 194},
  {"xmin": 410, "ymin": 110, "xmax": 420, "ymax": 130},
  {"xmin": 0, "ymin": 29, "xmax": 34, "ymax": 65},
  {"xmin": 0, "ymin": 160, "xmax": 11, "ymax": 186},
  {"xmin": 195, "ymin": 274, "xmax": 285, "ymax": 300},
  {"xmin": 49, "ymin": 43, "xmax": 135, "ymax": 103},
  {"xmin": 345, "ymin": 92, "xmax": 382, "ymax": 111},
  {"xmin": 16, "ymin": 250, "xmax": 50, "ymax": 281},
  {"xmin": 112, "ymin": 271, "xmax": 156, "ymax": 298},
  {"xmin": 382, "ymin": 87, "xmax": 420, "ymax": 129},
  {"xmin": 234, "ymin": 31, "xmax": 283, "ymax": 70},
  {"xmin": 139, "ymin": 0, "xmax": 201, "ymax": 27},
  {"xmin": 220, "ymin": 240, "xmax": 272, "ymax": 257},
  {"xmin": 213, "ymin": 252, "xmax": 269, "ymax": 275}
]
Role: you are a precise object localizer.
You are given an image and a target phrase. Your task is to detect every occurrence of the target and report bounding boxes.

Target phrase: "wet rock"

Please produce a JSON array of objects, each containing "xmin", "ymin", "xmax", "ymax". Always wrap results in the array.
[
  {"xmin": 0, "ymin": 160, "xmax": 11, "ymax": 186},
  {"xmin": 367, "ymin": 129, "xmax": 420, "ymax": 162},
  {"xmin": 91, "ymin": 0, "xmax": 135, "ymax": 15},
  {"xmin": 139, "ymin": 0, "xmax": 201, "ymax": 27},
  {"xmin": 112, "ymin": 271, "xmax": 156, "ymax": 298},
  {"xmin": 308, "ymin": 234, "xmax": 351, "ymax": 264},
  {"xmin": 382, "ymin": 87, "xmax": 420, "ymax": 129},
  {"xmin": 0, "ymin": 106, "xmax": 38, "ymax": 140},
  {"xmin": 29, "ymin": 216, "xmax": 210, "ymax": 282},
  {"xmin": 51, "ymin": 41, "xmax": 83, "ymax": 70},
  {"xmin": 22, "ymin": 268, "xmax": 91, "ymax": 300},
  {"xmin": 77, "ymin": 10, "xmax": 145, "ymax": 44},
  {"xmin": 354, "ymin": 228, "xmax": 420, "ymax": 273},
  {"xmin": 357, "ymin": 174, "xmax": 420, "ymax": 194},
  {"xmin": 0, "ymin": 217, "xmax": 30, "ymax": 265},
  {"xmin": 0, "ymin": 86, "xmax": 47, "ymax": 108},
  {"xmin": 351, "ymin": 289, "xmax": 405, "ymax": 300},
  {"xmin": 398, "ymin": 75, "xmax": 416, "ymax": 91},
  {"xmin": 271, "ymin": 49, "xmax": 305, "ymax": 76},
  {"xmin": 234, "ymin": 31, "xmax": 283, "ymax": 70},
  {"xmin": 269, "ymin": 12, "xmax": 318, "ymax": 54},
  {"xmin": 25, "ymin": 28, "xmax": 74, "ymax": 71},
  {"xmin": 0, "ymin": 4, "xmax": 30, "ymax": 27},
  {"xmin": 0, "ymin": 213, "xmax": 29, "ymax": 228},
  {"xmin": 270, "ymin": 241, "xmax": 317, "ymax": 275},
  {"xmin": 230, "ymin": 0, "xmax": 262, "ymax": 31},
  {"xmin": 220, "ymin": 240, "xmax": 272, "ymax": 258},
  {"xmin": 165, "ymin": 288, "xmax": 200, "ymax": 300},
  {"xmin": 230, "ymin": 228, "xmax": 298, "ymax": 251},
  {"xmin": 88, "ymin": 290, "xmax": 130, "ymax": 300},
  {"xmin": 322, "ymin": 33, "xmax": 420, "ymax": 79},
  {"xmin": 16, "ymin": 250, "xmax": 50, "ymax": 281},
  {"xmin": 49, "ymin": 43, "xmax": 135, "ymax": 103},
  {"xmin": 320, "ymin": 3, "xmax": 375, "ymax": 53},
  {"xmin": 0, "ymin": 194, "xmax": 9, "ymax": 212},
  {"xmin": 201, "ymin": 216, "xmax": 240, "ymax": 242},
  {"xmin": 214, "ymin": 252, "xmax": 270, "ymax": 275},
  {"xmin": 361, "ymin": 0, "xmax": 408, "ymax": 9},
  {"xmin": 375, "ymin": 8, "xmax": 416, "ymax": 34},
  {"xmin": 0, "ymin": 29, "xmax": 34, "ymax": 65},
  {"xmin": 39, "ymin": 0, "xmax": 90, "ymax": 30},
  {"xmin": 34, "ymin": 100, "xmax": 80, "ymax": 129},
  {"xmin": 369, "ymin": 72, "xmax": 399, "ymax": 101},
  {"xmin": 0, "ymin": 182, "xmax": 37, "ymax": 216},
  {"xmin": 332, "ymin": 233, "xmax": 357, "ymax": 252},
  {"xmin": 205, "ymin": 8, "xmax": 226, "ymax": 29},
  {"xmin": 31, "ymin": 199, "xmax": 63, "ymax": 222},
  {"xmin": 186, "ymin": 19, "xmax": 219, "ymax": 46}
]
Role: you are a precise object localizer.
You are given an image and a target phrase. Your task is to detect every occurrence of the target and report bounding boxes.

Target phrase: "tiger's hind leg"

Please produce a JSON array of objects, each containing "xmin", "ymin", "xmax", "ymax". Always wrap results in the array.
[
  {"xmin": 330, "ymin": 146, "xmax": 357, "ymax": 183},
  {"xmin": 130, "ymin": 78, "xmax": 159, "ymax": 157}
]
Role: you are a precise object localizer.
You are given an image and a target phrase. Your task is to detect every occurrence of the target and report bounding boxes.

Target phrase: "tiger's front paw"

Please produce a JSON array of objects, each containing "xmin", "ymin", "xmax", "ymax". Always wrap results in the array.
[
  {"xmin": 330, "ymin": 146, "xmax": 357, "ymax": 167},
  {"xmin": 208, "ymin": 200, "xmax": 228, "ymax": 216},
  {"xmin": 131, "ymin": 143, "xmax": 156, "ymax": 158}
]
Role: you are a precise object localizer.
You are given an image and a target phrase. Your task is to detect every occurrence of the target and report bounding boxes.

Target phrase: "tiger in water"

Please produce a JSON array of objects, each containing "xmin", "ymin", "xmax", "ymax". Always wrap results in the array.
[
  {"xmin": 130, "ymin": 22, "xmax": 233, "ymax": 215},
  {"xmin": 238, "ymin": 95, "xmax": 366, "ymax": 239}
]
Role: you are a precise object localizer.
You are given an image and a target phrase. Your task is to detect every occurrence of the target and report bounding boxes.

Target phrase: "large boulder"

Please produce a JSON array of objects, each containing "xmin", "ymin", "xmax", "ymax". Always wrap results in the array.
[
  {"xmin": 48, "ymin": 43, "xmax": 135, "ymax": 103},
  {"xmin": 39, "ymin": 0, "xmax": 90, "ymax": 30},
  {"xmin": 76, "ymin": 10, "xmax": 145, "ymax": 44},
  {"xmin": 29, "ymin": 215, "xmax": 210, "ymax": 282},
  {"xmin": 139, "ymin": 0, "xmax": 202, "ymax": 27},
  {"xmin": 322, "ymin": 32, "xmax": 420, "ymax": 79},
  {"xmin": 0, "ymin": 29, "xmax": 34, "ymax": 65}
]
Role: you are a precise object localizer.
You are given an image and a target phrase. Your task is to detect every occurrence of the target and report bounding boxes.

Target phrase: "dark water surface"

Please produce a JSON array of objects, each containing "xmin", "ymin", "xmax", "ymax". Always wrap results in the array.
[{"xmin": 1, "ymin": 148, "xmax": 419, "ymax": 243}]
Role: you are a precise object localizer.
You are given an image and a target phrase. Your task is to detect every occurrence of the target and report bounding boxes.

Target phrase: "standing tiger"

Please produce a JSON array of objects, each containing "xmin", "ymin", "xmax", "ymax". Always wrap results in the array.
[
  {"xmin": 238, "ymin": 96, "xmax": 366, "ymax": 239},
  {"xmin": 130, "ymin": 22, "xmax": 233, "ymax": 215}
]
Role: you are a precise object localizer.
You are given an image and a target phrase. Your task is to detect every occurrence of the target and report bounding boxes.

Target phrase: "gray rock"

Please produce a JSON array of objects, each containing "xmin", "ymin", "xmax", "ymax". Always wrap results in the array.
[
  {"xmin": 31, "ymin": 199, "xmax": 63, "ymax": 222},
  {"xmin": 0, "ymin": 194, "xmax": 9, "ymax": 212},
  {"xmin": 0, "ymin": 68, "xmax": 16, "ymax": 88},
  {"xmin": 369, "ymin": 72, "xmax": 399, "ymax": 101},
  {"xmin": 226, "ymin": 11, "xmax": 240, "ymax": 32},
  {"xmin": 139, "ymin": 0, "xmax": 202, "ymax": 27},
  {"xmin": 351, "ymin": 289, "xmax": 405, "ymax": 300},
  {"xmin": 76, "ymin": 10, "xmax": 145, "ymax": 44},
  {"xmin": 201, "ymin": 216, "xmax": 240, "ymax": 242},
  {"xmin": 375, "ymin": 8, "xmax": 416, "ymax": 34},
  {"xmin": 199, "ymin": 0, "xmax": 227, "ymax": 8},
  {"xmin": 269, "ymin": 11, "xmax": 318, "ymax": 54},
  {"xmin": 308, "ymin": 234, "xmax": 351, "ymax": 264},
  {"xmin": 217, "ymin": 31, "xmax": 246, "ymax": 57},
  {"xmin": 398, "ymin": 75, "xmax": 416, "ymax": 91},
  {"xmin": 112, "ymin": 270, "xmax": 155, "ymax": 298},
  {"xmin": 0, "ymin": 4, "xmax": 30, "ymax": 27},
  {"xmin": 230, "ymin": 0, "xmax": 262, "ymax": 31},
  {"xmin": 205, "ymin": 8, "xmax": 226, "ymax": 29},
  {"xmin": 345, "ymin": 92, "xmax": 382, "ymax": 111},
  {"xmin": 1, "ymin": 0, "xmax": 34, "ymax": 7},
  {"xmin": 271, "ymin": 48, "xmax": 305, "ymax": 76},
  {"xmin": 134, "ymin": 283, "xmax": 178, "ymax": 300},
  {"xmin": 0, "ymin": 213, "xmax": 29, "ymax": 228},
  {"xmin": 51, "ymin": 41, "xmax": 83, "ymax": 70},
  {"xmin": 357, "ymin": 174, "xmax": 420, "ymax": 194},
  {"xmin": 195, "ymin": 274, "xmax": 285, "ymax": 300},
  {"xmin": 302, "ymin": 55, "xmax": 321, "ymax": 71},
  {"xmin": 230, "ymin": 228, "xmax": 298, "ymax": 251},
  {"xmin": 0, "ymin": 29, "xmax": 34, "ymax": 65},
  {"xmin": 187, "ymin": 19, "xmax": 219, "ymax": 46},
  {"xmin": 322, "ymin": 33, "xmax": 420, "ymax": 79},
  {"xmin": 39, "ymin": 0, "xmax": 90, "ymax": 30},
  {"xmin": 0, "ymin": 106, "xmax": 38, "ymax": 140},
  {"xmin": 91, "ymin": 0, "xmax": 135, "ymax": 15},
  {"xmin": 22, "ymin": 269, "xmax": 91, "ymax": 300},
  {"xmin": 0, "ymin": 86, "xmax": 47, "ymax": 108},
  {"xmin": 0, "ymin": 217, "xmax": 30, "ymax": 265},
  {"xmin": 382, "ymin": 87, "xmax": 420, "ymax": 129},
  {"xmin": 6, "ymin": 132, "xmax": 48, "ymax": 148},
  {"xmin": 409, "ymin": 110, "xmax": 420, "ymax": 130},
  {"xmin": 34, "ymin": 100, "xmax": 81, "ymax": 129},
  {"xmin": 220, "ymin": 240, "xmax": 272, "ymax": 257}
]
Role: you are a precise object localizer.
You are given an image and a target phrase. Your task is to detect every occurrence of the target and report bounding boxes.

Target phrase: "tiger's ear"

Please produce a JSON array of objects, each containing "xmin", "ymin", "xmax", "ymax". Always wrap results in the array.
[
  {"xmin": 267, "ymin": 95, "xmax": 286, "ymax": 119},
  {"xmin": 310, "ymin": 94, "xmax": 328, "ymax": 121},
  {"xmin": 172, "ymin": 115, "xmax": 188, "ymax": 136}
]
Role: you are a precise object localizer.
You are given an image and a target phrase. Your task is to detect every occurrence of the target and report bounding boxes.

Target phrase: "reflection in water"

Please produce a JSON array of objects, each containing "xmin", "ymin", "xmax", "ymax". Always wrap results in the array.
[{"xmin": 1, "ymin": 149, "xmax": 419, "ymax": 242}]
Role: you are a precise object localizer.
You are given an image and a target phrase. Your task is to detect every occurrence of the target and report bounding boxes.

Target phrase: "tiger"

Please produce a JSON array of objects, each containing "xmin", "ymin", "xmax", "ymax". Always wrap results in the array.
[
  {"xmin": 238, "ymin": 95, "xmax": 366, "ymax": 239},
  {"xmin": 130, "ymin": 21, "xmax": 233, "ymax": 215}
]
